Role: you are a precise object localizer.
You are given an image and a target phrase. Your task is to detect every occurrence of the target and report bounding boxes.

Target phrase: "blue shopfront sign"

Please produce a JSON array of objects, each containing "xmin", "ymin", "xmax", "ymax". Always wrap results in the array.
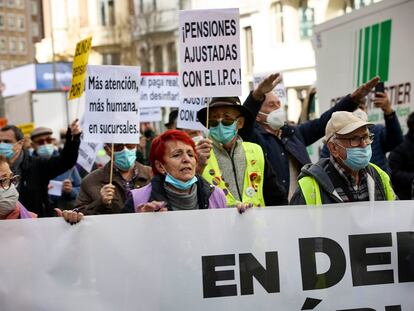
[{"xmin": 35, "ymin": 63, "xmax": 72, "ymax": 90}]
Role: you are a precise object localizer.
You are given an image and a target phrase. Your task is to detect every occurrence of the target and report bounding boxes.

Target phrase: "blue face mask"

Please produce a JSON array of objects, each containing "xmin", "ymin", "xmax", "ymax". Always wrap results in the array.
[
  {"xmin": 0, "ymin": 143, "xmax": 15, "ymax": 159},
  {"xmin": 165, "ymin": 173, "xmax": 198, "ymax": 190},
  {"xmin": 37, "ymin": 144, "xmax": 55, "ymax": 158},
  {"xmin": 209, "ymin": 121, "xmax": 237, "ymax": 145},
  {"xmin": 114, "ymin": 148, "xmax": 136, "ymax": 171},
  {"xmin": 343, "ymin": 145, "xmax": 372, "ymax": 171}
]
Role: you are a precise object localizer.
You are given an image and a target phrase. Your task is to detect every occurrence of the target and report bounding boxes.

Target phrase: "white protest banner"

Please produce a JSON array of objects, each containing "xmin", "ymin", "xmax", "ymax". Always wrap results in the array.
[
  {"xmin": 177, "ymin": 97, "xmax": 208, "ymax": 131},
  {"xmin": 77, "ymin": 140, "xmax": 103, "ymax": 173},
  {"xmin": 179, "ymin": 8, "xmax": 241, "ymax": 97},
  {"xmin": 83, "ymin": 65, "xmax": 141, "ymax": 143},
  {"xmin": 253, "ymin": 72, "xmax": 288, "ymax": 106},
  {"xmin": 140, "ymin": 72, "xmax": 180, "ymax": 108},
  {"xmin": 1, "ymin": 201, "xmax": 413, "ymax": 310},
  {"xmin": 140, "ymin": 107, "xmax": 162, "ymax": 122}
]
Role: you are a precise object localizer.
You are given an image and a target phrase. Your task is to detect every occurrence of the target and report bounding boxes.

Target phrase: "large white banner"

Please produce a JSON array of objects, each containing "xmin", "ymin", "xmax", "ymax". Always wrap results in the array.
[
  {"xmin": 1, "ymin": 201, "xmax": 413, "ymax": 310},
  {"xmin": 83, "ymin": 65, "xmax": 141, "ymax": 143},
  {"xmin": 140, "ymin": 73, "xmax": 180, "ymax": 108},
  {"xmin": 179, "ymin": 8, "xmax": 241, "ymax": 97}
]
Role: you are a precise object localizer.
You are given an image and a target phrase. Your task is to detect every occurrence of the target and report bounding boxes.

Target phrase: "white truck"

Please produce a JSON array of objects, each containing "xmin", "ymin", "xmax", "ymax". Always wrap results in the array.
[
  {"xmin": 4, "ymin": 90, "xmax": 77, "ymax": 139},
  {"xmin": 307, "ymin": 0, "xmax": 413, "ymax": 161}
]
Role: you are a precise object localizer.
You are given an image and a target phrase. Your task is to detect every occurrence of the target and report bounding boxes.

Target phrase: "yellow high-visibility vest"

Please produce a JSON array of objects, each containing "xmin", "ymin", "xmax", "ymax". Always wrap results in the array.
[
  {"xmin": 202, "ymin": 142, "xmax": 265, "ymax": 207},
  {"xmin": 298, "ymin": 162, "xmax": 395, "ymax": 205}
]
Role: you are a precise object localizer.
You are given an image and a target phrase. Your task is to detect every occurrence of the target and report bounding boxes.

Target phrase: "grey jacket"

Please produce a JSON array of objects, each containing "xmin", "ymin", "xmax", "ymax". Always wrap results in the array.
[{"xmin": 290, "ymin": 158, "xmax": 393, "ymax": 205}]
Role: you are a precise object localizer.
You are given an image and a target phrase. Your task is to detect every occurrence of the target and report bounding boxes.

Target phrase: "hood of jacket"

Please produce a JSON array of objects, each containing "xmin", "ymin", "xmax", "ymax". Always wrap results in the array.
[{"xmin": 298, "ymin": 158, "xmax": 342, "ymax": 202}]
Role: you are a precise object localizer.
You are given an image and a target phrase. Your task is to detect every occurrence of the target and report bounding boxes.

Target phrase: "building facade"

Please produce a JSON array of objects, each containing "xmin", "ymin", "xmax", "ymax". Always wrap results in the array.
[
  {"xmin": 36, "ymin": 0, "xmax": 136, "ymax": 66},
  {"xmin": 0, "ymin": 0, "xmax": 44, "ymax": 70},
  {"xmin": 35, "ymin": 0, "xmax": 381, "ymax": 120},
  {"xmin": 131, "ymin": 0, "xmax": 380, "ymax": 121}
]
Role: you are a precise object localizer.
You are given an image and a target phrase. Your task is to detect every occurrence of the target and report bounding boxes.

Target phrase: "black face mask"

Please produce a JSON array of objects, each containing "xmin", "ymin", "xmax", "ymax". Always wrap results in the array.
[{"xmin": 144, "ymin": 129, "xmax": 155, "ymax": 138}]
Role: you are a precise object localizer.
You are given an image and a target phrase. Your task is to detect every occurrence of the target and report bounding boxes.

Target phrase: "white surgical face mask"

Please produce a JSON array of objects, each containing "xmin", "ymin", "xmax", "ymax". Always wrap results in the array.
[
  {"xmin": 0, "ymin": 184, "xmax": 19, "ymax": 217},
  {"xmin": 259, "ymin": 108, "xmax": 286, "ymax": 130}
]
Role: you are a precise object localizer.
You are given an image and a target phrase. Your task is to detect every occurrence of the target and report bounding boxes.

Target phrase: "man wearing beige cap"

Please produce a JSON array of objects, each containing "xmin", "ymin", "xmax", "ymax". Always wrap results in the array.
[{"xmin": 290, "ymin": 111, "xmax": 396, "ymax": 205}]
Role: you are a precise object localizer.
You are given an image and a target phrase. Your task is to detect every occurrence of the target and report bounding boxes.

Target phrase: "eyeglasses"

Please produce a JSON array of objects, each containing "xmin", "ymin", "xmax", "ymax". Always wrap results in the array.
[
  {"xmin": 208, "ymin": 115, "xmax": 240, "ymax": 128},
  {"xmin": 33, "ymin": 137, "xmax": 53, "ymax": 145},
  {"xmin": 113, "ymin": 144, "xmax": 137, "ymax": 152},
  {"xmin": 0, "ymin": 139, "xmax": 14, "ymax": 144},
  {"xmin": 335, "ymin": 133, "xmax": 374, "ymax": 147},
  {"xmin": 0, "ymin": 175, "xmax": 20, "ymax": 190}
]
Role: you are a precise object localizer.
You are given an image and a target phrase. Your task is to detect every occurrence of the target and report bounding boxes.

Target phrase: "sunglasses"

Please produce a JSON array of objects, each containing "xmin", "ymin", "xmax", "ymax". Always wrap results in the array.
[
  {"xmin": 113, "ymin": 144, "xmax": 137, "ymax": 152},
  {"xmin": 208, "ymin": 115, "xmax": 241, "ymax": 128}
]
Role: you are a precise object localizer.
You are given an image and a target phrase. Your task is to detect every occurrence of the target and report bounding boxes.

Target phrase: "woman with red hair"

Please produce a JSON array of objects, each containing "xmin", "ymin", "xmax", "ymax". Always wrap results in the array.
[{"xmin": 123, "ymin": 130, "xmax": 232, "ymax": 212}]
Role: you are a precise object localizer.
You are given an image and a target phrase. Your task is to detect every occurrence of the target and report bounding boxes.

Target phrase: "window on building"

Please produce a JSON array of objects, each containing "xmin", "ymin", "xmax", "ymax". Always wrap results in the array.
[
  {"xmin": 32, "ymin": 21, "xmax": 39, "ymax": 37},
  {"xmin": 79, "ymin": 0, "xmax": 89, "ymax": 27},
  {"xmin": 8, "ymin": 13, "xmax": 15, "ymax": 30},
  {"xmin": 0, "ymin": 13, "xmax": 4, "ymax": 29},
  {"xmin": 16, "ymin": 0, "xmax": 24, "ymax": 9},
  {"xmin": 17, "ymin": 15, "xmax": 25, "ymax": 31},
  {"xmin": 354, "ymin": 0, "xmax": 374, "ymax": 9},
  {"xmin": 139, "ymin": 0, "xmax": 144, "ymax": 13},
  {"xmin": 0, "ymin": 0, "xmax": 4, "ymax": 7},
  {"xmin": 31, "ymin": 1, "xmax": 37, "ymax": 15},
  {"xmin": 153, "ymin": 45, "xmax": 163, "ymax": 72},
  {"xmin": 299, "ymin": 1, "xmax": 315, "ymax": 40},
  {"xmin": 102, "ymin": 53, "xmax": 120, "ymax": 65},
  {"xmin": 244, "ymin": 26, "xmax": 254, "ymax": 73},
  {"xmin": 18, "ymin": 38, "xmax": 26, "ymax": 53},
  {"xmin": 7, "ymin": 0, "xmax": 14, "ymax": 8},
  {"xmin": 0, "ymin": 37, "xmax": 7, "ymax": 53},
  {"xmin": 272, "ymin": 1, "xmax": 284, "ymax": 43},
  {"xmin": 167, "ymin": 42, "xmax": 177, "ymax": 72},
  {"xmin": 140, "ymin": 47, "xmax": 150, "ymax": 72},
  {"xmin": 100, "ymin": 0, "xmax": 115, "ymax": 26},
  {"xmin": 152, "ymin": 0, "xmax": 156, "ymax": 10},
  {"xmin": 9, "ymin": 37, "xmax": 17, "ymax": 53}
]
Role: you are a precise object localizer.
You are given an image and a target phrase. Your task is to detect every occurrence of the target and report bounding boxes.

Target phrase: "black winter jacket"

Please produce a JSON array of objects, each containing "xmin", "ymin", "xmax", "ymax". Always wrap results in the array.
[
  {"xmin": 240, "ymin": 93, "xmax": 358, "ymax": 193},
  {"xmin": 388, "ymin": 131, "xmax": 414, "ymax": 199},
  {"xmin": 15, "ymin": 128, "xmax": 81, "ymax": 217}
]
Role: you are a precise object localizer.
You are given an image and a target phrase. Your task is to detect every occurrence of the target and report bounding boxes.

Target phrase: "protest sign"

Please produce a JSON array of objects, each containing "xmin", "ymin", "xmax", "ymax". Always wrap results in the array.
[
  {"xmin": 253, "ymin": 72, "xmax": 288, "ymax": 106},
  {"xmin": 179, "ymin": 8, "xmax": 241, "ymax": 97},
  {"xmin": 77, "ymin": 140, "xmax": 103, "ymax": 173},
  {"xmin": 17, "ymin": 122, "xmax": 35, "ymax": 137},
  {"xmin": 1, "ymin": 201, "xmax": 413, "ymax": 310},
  {"xmin": 69, "ymin": 36, "xmax": 92, "ymax": 100},
  {"xmin": 83, "ymin": 65, "xmax": 141, "ymax": 144},
  {"xmin": 140, "ymin": 73, "xmax": 180, "ymax": 108},
  {"xmin": 47, "ymin": 180, "xmax": 62, "ymax": 196},
  {"xmin": 140, "ymin": 107, "xmax": 162, "ymax": 122},
  {"xmin": 177, "ymin": 97, "xmax": 208, "ymax": 131}
]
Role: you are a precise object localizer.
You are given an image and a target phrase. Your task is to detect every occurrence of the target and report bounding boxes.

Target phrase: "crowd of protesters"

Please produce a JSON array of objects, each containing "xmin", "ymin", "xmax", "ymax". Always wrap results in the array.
[{"xmin": 1, "ymin": 72, "xmax": 413, "ymax": 223}]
